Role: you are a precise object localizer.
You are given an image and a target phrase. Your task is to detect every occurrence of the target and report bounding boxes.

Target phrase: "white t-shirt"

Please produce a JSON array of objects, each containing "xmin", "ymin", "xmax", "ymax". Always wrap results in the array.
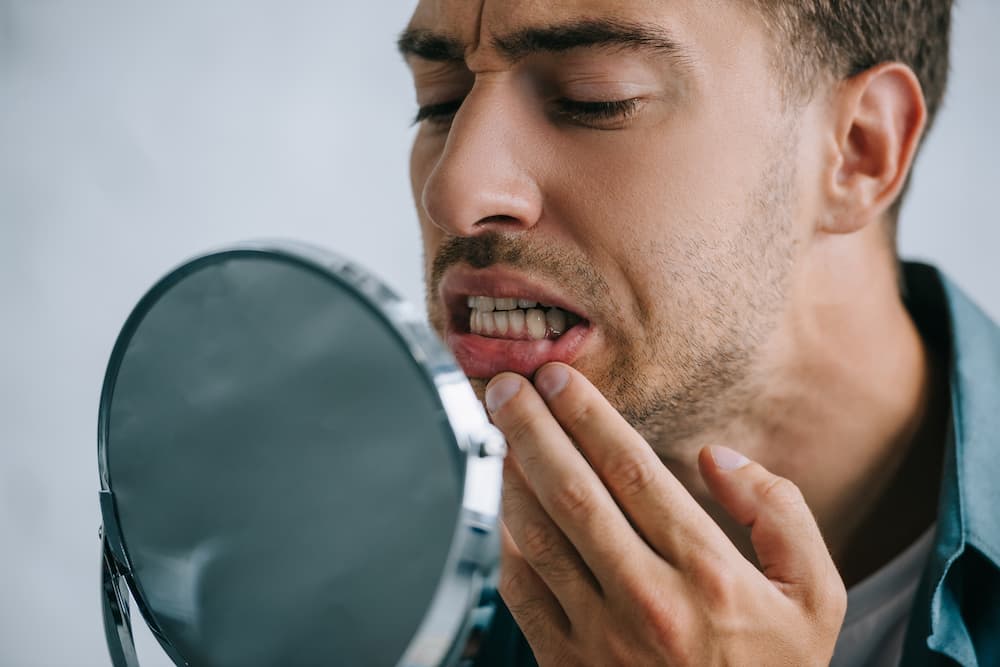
[{"xmin": 829, "ymin": 523, "xmax": 937, "ymax": 667}]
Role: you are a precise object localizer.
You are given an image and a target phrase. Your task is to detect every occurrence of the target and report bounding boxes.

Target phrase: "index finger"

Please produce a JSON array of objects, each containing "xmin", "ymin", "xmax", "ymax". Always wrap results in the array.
[
  {"xmin": 531, "ymin": 363, "xmax": 733, "ymax": 566},
  {"xmin": 486, "ymin": 372, "xmax": 660, "ymax": 591}
]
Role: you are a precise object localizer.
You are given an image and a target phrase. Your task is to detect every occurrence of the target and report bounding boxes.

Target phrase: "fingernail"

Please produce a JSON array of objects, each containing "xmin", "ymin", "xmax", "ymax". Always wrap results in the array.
[
  {"xmin": 535, "ymin": 364, "xmax": 569, "ymax": 399},
  {"xmin": 710, "ymin": 445, "xmax": 750, "ymax": 471},
  {"xmin": 486, "ymin": 376, "xmax": 521, "ymax": 414}
]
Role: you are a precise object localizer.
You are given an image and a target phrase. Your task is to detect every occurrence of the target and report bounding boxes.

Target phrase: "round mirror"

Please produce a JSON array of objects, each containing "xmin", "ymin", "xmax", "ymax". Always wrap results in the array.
[{"xmin": 98, "ymin": 242, "xmax": 504, "ymax": 667}]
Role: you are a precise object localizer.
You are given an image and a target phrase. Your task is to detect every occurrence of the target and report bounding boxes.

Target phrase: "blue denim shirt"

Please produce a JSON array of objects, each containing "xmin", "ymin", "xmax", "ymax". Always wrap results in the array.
[
  {"xmin": 899, "ymin": 262, "xmax": 1000, "ymax": 666},
  {"xmin": 476, "ymin": 262, "xmax": 1000, "ymax": 667}
]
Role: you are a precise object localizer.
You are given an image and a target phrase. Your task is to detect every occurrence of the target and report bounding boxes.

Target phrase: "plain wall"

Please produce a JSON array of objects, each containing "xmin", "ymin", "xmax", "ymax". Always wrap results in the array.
[{"xmin": 1, "ymin": 2, "xmax": 997, "ymax": 665}]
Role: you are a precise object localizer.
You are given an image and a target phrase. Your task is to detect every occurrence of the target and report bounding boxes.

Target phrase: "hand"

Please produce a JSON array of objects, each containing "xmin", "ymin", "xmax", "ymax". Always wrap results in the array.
[{"xmin": 485, "ymin": 363, "xmax": 846, "ymax": 666}]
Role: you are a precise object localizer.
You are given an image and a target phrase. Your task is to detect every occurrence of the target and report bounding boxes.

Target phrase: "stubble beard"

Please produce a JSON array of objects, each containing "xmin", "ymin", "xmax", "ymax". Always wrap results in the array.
[
  {"xmin": 620, "ymin": 145, "xmax": 799, "ymax": 454},
  {"xmin": 423, "ymin": 147, "xmax": 798, "ymax": 458}
]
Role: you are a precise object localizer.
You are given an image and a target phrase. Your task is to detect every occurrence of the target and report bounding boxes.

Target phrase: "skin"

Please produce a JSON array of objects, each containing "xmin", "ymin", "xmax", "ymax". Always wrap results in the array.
[{"xmin": 402, "ymin": 0, "xmax": 947, "ymax": 663}]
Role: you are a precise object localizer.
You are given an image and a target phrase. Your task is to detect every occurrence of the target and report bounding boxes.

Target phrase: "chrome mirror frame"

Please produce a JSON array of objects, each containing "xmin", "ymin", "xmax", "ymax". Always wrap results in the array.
[{"xmin": 97, "ymin": 241, "xmax": 506, "ymax": 667}]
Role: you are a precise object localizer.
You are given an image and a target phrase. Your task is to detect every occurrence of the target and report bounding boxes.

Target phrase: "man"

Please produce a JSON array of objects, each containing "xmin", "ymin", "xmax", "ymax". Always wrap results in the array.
[{"xmin": 399, "ymin": 1, "xmax": 998, "ymax": 665}]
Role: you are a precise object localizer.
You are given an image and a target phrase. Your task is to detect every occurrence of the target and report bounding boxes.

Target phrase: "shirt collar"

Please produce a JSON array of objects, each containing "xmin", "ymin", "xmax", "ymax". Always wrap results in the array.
[
  {"xmin": 912, "ymin": 262, "xmax": 1000, "ymax": 565},
  {"xmin": 901, "ymin": 261, "xmax": 1000, "ymax": 662}
]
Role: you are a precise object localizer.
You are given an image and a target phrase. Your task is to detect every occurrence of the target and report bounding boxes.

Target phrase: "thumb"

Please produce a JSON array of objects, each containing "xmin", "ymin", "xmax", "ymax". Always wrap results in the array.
[{"xmin": 698, "ymin": 446, "xmax": 843, "ymax": 608}]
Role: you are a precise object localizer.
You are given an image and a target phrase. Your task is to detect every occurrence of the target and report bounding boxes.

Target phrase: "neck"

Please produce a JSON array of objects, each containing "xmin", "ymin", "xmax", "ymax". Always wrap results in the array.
[{"xmin": 670, "ymin": 228, "xmax": 949, "ymax": 587}]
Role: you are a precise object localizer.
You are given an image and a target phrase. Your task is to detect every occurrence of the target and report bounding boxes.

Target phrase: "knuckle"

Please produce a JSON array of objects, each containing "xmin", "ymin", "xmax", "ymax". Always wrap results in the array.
[
  {"xmin": 499, "ymin": 579, "xmax": 550, "ymax": 638},
  {"xmin": 621, "ymin": 575, "xmax": 674, "ymax": 629},
  {"xmin": 604, "ymin": 455, "xmax": 656, "ymax": 498},
  {"xmin": 516, "ymin": 521, "xmax": 580, "ymax": 586},
  {"xmin": 632, "ymin": 590, "xmax": 684, "ymax": 655},
  {"xmin": 831, "ymin": 589, "xmax": 848, "ymax": 626},
  {"xmin": 759, "ymin": 475, "xmax": 805, "ymax": 511},
  {"xmin": 501, "ymin": 595, "xmax": 564, "ymax": 662},
  {"xmin": 818, "ymin": 572, "xmax": 848, "ymax": 623},
  {"xmin": 520, "ymin": 519, "xmax": 562, "ymax": 564},
  {"xmin": 505, "ymin": 594, "xmax": 549, "ymax": 634},
  {"xmin": 693, "ymin": 557, "xmax": 737, "ymax": 611},
  {"xmin": 561, "ymin": 400, "xmax": 595, "ymax": 437},
  {"xmin": 498, "ymin": 563, "xmax": 532, "ymax": 602},
  {"xmin": 801, "ymin": 569, "xmax": 847, "ymax": 635},
  {"xmin": 549, "ymin": 479, "xmax": 594, "ymax": 518},
  {"xmin": 503, "ymin": 411, "xmax": 540, "ymax": 447},
  {"xmin": 620, "ymin": 585, "xmax": 701, "ymax": 666},
  {"xmin": 604, "ymin": 632, "xmax": 638, "ymax": 667},
  {"xmin": 501, "ymin": 471, "xmax": 535, "ymax": 514}
]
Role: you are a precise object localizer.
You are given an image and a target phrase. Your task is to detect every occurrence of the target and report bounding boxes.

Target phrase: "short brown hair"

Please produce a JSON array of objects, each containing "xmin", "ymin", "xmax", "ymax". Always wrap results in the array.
[{"xmin": 750, "ymin": 0, "xmax": 953, "ymax": 223}]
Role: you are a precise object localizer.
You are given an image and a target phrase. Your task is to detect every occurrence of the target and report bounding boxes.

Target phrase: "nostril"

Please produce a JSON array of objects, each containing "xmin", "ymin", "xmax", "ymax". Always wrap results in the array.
[{"xmin": 475, "ymin": 215, "xmax": 521, "ymax": 226}]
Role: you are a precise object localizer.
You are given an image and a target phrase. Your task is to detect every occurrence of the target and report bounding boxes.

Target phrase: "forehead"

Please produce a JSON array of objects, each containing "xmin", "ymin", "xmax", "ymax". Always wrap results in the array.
[
  {"xmin": 406, "ymin": 0, "xmax": 760, "ymax": 67},
  {"xmin": 410, "ymin": 0, "xmax": 674, "ymax": 31}
]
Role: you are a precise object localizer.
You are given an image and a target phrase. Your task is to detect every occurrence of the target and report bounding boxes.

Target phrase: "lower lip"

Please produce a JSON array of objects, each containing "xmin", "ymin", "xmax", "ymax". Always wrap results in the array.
[{"xmin": 446, "ymin": 322, "xmax": 593, "ymax": 379}]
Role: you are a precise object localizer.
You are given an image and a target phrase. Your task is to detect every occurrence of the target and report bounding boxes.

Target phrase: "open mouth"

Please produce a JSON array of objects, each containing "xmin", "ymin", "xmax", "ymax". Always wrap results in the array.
[
  {"xmin": 465, "ymin": 296, "xmax": 584, "ymax": 341},
  {"xmin": 439, "ymin": 266, "xmax": 595, "ymax": 379}
]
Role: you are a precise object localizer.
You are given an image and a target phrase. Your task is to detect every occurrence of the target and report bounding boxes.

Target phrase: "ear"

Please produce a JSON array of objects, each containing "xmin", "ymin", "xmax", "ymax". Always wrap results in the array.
[{"xmin": 821, "ymin": 63, "xmax": 927, "ymax": 234}]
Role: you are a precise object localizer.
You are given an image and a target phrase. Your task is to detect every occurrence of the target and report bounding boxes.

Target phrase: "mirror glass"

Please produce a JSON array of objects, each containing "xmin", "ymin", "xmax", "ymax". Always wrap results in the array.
[{"xmin": 102, "ymin": 250, "xmax": 468, "ymax": 666}]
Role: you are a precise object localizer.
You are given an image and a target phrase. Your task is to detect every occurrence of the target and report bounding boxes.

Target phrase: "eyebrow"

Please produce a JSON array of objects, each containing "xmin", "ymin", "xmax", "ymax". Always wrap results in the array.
[
  {"xmin": 397, "ymin": 29, "xmax": 465, "ymax": 62},
  {"xmin": 398, "ymin": 18, "xmax": 691, "ymax": 67}
]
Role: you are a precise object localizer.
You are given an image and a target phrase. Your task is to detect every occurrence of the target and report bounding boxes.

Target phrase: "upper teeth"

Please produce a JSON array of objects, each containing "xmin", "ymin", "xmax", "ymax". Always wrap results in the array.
[
  {"xmin": 466, "ymin": 295, "xmax": 580, "ymax": 340},
  {"xmin": 467, "ymin": 296, "xmax": 534, "ymax": 311}
]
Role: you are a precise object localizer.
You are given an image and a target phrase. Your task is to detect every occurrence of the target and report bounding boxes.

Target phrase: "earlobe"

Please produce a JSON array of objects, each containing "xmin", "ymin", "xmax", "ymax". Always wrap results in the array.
[{"xmin": 821, "ymin": 63, "xmax": 927, "ymax": 235}]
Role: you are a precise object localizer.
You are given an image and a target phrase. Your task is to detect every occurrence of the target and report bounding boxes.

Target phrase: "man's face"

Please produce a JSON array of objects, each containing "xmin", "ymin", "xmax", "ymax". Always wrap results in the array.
[{"xmin": 404, "ymin": 0, "xmax": 816, "ymax": 450}]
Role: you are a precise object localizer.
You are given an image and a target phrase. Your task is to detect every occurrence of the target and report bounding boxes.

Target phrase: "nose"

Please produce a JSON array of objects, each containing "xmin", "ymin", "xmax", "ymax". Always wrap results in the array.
[{"xmin": 420, "ymin": 84, "xmax": 543, "ymax": 237}]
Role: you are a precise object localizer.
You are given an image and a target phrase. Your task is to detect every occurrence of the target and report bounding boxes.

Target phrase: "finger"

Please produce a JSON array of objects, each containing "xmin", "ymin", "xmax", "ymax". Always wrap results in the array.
[
  {"xmin": 502, "ymin": 455, "xmax": 603, "ymax": 619},
  {"xmin": 532, "ymin": 363, "xmax": 728, "ymax": 565},
  {"xmin": 486, "ymin": 372, "xmax": 651, "ymax": 590},
  {"xmin": 497, "ymin": 521, "xmax": 571, "ymax": 658},
  {"xmin": 697, "ymin": 445, "xmax": 844, "ymax": 610}
]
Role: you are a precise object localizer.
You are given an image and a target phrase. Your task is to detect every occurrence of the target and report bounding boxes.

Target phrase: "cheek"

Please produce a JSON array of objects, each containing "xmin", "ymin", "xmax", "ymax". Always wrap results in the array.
[
  {"xmin": 539, "ymin": 114, "xmax": 789, "ymax": 348},
  {"xmin": 539, "ymin": 128, "xmax": 719, "ymax": 298},
  {"xmin": 547, "ymin": 104, "xmax": 784, "ymax": 264}
]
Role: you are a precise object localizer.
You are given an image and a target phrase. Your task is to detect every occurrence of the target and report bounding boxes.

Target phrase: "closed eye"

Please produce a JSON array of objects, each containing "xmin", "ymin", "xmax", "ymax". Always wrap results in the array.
[
  {"xmin": 412, "ymin": 97, "xmax": 643, "ymax": 129},
  {"xmin": 552, "ymin": 98, "xmax": 642, "ymax": 128},
  {"xmin": 412, "ymin": 100, "xmax": 463, "ymax": 126}
]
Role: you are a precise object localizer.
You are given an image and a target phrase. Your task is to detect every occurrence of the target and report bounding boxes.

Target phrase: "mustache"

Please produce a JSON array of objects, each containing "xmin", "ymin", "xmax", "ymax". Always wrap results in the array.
[
  {"xmin": 428, "ymin": 232, "xmax": 609, "ymax": 312},
  {"xmin": 430, "ymin": 232, "xmax": 529, "ymax": 291}
]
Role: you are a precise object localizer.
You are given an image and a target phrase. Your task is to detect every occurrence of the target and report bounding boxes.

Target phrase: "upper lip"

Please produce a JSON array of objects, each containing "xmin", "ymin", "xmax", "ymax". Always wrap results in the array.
[{"xmin": 439, "ymin": 264, "xmax": 590, "ymax": 331}]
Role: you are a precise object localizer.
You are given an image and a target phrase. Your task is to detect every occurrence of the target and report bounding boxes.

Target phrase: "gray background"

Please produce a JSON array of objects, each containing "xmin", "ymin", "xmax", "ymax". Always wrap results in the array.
[{"xmin": 0, "ymin": 1, "xmax": 997, "ymax": 665}]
